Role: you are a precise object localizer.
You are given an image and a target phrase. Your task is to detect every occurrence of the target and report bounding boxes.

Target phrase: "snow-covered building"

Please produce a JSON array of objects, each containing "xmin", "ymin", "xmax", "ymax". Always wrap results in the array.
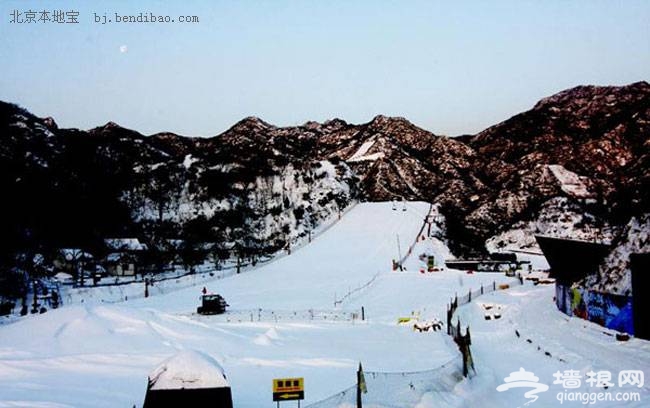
[
  {"xmin": 103, "ymin": 238, "xmax": 148, "ymax": 276},
  {"xmin": 104, "ymin": 238, "xmax": 148, "ymax": 252},
  {"xmin": 142, "ymin": 350, "xmax": 233, "ymax": 408},
  {"xmin": 534, "ymin": 235, "xmax": 610, "ymax": 285},
  {"xmin": 53, "ymin": 248, "xmax": 94, "ymax": 275},
  {"xmin": 104, "ymin": 252, "xmax": 137, "ymax": 276},
  {"xmin": 535, "ymin": 234, "xmax": 644, "ymax": 338}
]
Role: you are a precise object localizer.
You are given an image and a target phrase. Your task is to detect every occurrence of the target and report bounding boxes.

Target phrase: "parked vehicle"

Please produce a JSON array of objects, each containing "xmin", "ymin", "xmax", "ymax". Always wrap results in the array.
[{"xmin": 197, "ymin": 294, "xmax": 228, "ymax": 315}]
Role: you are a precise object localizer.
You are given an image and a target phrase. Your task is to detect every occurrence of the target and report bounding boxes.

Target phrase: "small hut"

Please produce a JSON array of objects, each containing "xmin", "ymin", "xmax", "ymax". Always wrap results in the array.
[
  {"xmin": 143, "ymin": 350, "xmax": 233, "ymax": 408},
  {"xmin": 103, "ymin": 238, "xmax": 148, "ymax": 276}
]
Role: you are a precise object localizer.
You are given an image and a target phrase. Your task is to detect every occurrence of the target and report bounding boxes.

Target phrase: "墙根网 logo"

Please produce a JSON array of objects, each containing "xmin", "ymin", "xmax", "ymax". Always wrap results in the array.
[{"xmin": 496, "ymin": 367, "xmax": 549, "ymax": 406}]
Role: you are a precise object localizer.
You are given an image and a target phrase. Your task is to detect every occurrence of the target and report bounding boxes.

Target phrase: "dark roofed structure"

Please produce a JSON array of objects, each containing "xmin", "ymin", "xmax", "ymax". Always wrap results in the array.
[
  {"xmin": 534, "ymin": 235, "xmax": 611, "ymax": 285},
  {"xmin": 143, "ymin": 350, "xmax": 233, "ymax": 408}
]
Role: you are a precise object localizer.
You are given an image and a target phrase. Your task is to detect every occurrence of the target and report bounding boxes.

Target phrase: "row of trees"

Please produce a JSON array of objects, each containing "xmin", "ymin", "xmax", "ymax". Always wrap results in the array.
[{"xmin": 1, "ymin": 153, "xmax": 355, "ymax": 303}]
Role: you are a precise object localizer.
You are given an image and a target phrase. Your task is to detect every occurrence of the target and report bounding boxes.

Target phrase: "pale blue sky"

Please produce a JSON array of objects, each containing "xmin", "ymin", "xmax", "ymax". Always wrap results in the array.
[{"xmin": 1, "ymin": 1, "xmax": 649, "ymax": 136}]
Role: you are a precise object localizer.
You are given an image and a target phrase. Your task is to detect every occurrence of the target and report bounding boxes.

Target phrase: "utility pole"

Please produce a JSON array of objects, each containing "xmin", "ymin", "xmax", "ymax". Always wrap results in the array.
[
  {"xmin": 356, "ymin": 362, "xmax": 366, "ymax": 408},
  {"xmin": 356, "ymin": 376, "xmax": 362, "ymax": 408},
  {"xmin": 396, "ymin": 234, "xmax": 403, "ymax": 271},
  {"xmin": 31, "ymin": 280, "xmax": 38, "ymax": 314}
]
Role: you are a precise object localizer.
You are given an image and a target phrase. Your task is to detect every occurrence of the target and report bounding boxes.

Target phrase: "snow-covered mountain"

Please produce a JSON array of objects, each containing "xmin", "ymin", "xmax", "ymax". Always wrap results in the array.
[
  {"xmin": 0, "ymin": 104, "xmax": 359, "ymax": 290},
  {"xmin": 464, "ymin": 82, "xmax": 649, "ymax": 252},
  {"xmin": 0, "ymin": 81, "xmax": 648, "ymax": 292}
]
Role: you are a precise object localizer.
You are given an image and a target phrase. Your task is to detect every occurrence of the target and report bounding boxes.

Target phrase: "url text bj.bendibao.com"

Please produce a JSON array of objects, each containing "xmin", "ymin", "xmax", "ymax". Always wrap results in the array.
[{"xmin": 95, "ymin": 12, "xmax": 199, "ymax": 24}]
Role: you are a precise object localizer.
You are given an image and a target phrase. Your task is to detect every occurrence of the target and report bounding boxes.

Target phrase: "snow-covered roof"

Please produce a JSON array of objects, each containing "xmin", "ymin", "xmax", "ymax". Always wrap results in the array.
[
  {"xmin": 54, "ymin": 272, "xmax": 73, "ymax": 282},
  {"xmin": 105, "ymin": 252, "xmax": 125, "ymax": 262},
  {"xmin": 60, "ymin": 248, "xmax": 94, "ymax": 261},
  {"xmin": 104, "ymin": 238, "xmax": 148, "ymax": 251},
  {"xmin": 166, "ymin": 239, "xmax": 185, "ymax": 249},
  {"xmin": 148, "ymin": 350, "xmax": 229, "ymax": 391}
]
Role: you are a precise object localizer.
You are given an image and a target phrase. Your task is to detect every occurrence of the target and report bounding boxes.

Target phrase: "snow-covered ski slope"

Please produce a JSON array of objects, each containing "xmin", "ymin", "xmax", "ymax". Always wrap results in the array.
[
  {"xmin": 1, "ymin": 202, "xmax": 647, "ymax": 407},
  {"xmin": 140, "ymin": 201, "xmax": 434, "ymax": 312},
  {"xmin": 453, "ymin": 285, "xmax": 650, "ymax": 407}
]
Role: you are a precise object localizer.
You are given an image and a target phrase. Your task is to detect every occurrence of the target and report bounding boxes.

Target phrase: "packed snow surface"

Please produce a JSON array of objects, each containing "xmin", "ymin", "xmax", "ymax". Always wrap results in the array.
[
  {"xmin": 0, "ymin": 202, "xmax": 647, "ymax": 408},
  {"xmin": 453, "ymin": 284, "xmax": 650, "ymax": 407}
]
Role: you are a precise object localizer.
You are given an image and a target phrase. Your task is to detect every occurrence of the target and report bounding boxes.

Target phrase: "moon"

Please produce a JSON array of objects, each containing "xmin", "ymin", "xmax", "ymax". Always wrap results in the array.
[{"xmin": 119, "ymin": 45, "xmax": 128, "ymax": 54}]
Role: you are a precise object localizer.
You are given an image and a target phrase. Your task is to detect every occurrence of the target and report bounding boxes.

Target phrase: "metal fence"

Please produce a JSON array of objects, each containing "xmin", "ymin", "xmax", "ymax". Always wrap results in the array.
[
  {"xmin": 334, "ymin": 271, "xmax": 380, "ymax": 308},
  {"xmin": 304, "ymin": 357, "xmax": 462, "ymax": 408},
  {"xmin": 397, "ymin": 203, "xmax": 434, "ymax": 267},
  {"xmin": 446, "ymin": 277, "xmax": 524, "ymax": 377},
  {"xmin": 205, "ymin": 308, "xmax": 363, "ymax": 324}
]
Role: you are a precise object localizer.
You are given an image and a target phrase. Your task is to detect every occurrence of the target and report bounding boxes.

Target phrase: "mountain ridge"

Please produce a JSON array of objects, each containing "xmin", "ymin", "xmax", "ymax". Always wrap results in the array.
[{"xmin": 0, "ymin": 82, "xmax": 647, "ymax": 268}]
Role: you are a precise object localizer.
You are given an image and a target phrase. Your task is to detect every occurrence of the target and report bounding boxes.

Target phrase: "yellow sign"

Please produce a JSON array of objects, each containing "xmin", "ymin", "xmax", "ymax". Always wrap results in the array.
[{"xmin": 273, "ymin": 377, "xmax": 304, "ymax": 401}]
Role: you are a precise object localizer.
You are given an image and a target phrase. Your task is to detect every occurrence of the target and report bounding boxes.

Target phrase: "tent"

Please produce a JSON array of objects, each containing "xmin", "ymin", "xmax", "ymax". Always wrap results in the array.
[{"xmin": 143, "ymin": 350, "xmax": 233, "ymax": 408}]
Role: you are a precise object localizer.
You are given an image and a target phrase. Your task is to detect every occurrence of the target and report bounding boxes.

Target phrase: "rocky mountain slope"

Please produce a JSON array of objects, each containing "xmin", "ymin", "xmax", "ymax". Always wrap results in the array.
[
  {"xmin": 0, "ymin": 102, "xmax": 358, "ymax": 293},
  {"xmin": 470, "ymin": 82, "xmax": 649, "ymax": 219},
  {"xmin": 0, "ymin": 82, "xmax": 648, "ymax": 293},
  {"xmin": 466, "ymin": 82, "xmax": 649, "ymax": 259}
]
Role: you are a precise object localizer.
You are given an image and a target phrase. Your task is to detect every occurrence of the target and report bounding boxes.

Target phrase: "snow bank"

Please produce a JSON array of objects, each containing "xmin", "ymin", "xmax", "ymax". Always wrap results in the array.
[
  {"xmin": 148, "ymin": 350, "xmax": 229, "ymax": 390},
  {"xmin": 253, "ymin": 328, "xmax": 280, "ymax": 346}
]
